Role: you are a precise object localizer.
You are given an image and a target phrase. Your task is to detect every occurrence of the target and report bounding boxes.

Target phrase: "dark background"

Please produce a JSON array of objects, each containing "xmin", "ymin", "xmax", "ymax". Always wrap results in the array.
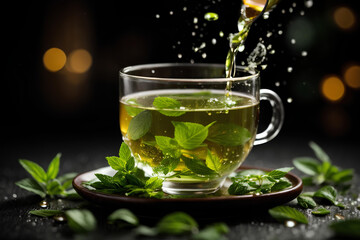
[{"xmin": 2, "ymin": 0, "xmax": 360, "ymax": 153}]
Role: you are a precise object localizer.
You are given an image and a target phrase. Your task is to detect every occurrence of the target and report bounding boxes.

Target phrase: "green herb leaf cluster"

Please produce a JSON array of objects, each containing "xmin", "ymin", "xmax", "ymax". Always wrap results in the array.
[
  {"xmin": 228, "ymin": 167, "xmax": 293, "ymax": 195},
  {"xmin": 135, "ymin": 211, "xmax": 229, "ymax": 239},
  {"xmin": 86, "ymin": 143, "xmax": 164, "ymax": 198},
  {"xmin": 268, "ymin": 206, "xmax": 308, "ymax": 224},
  {"xmin": 297, "ymin": 185, "xmax": 343, "ymax": 209},
  {"xmin": 293, "ymin": 141, "xmax": 353, "ymax": 186},
  {"xmin": 16, "ymin": 154, "xmax": 78, "ymax": 199}
]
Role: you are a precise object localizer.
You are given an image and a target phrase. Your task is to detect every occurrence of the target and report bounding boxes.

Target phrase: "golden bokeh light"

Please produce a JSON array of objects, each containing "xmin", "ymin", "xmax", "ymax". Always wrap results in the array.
[
  {"xmin": 43, "ymin": 48, "xmax": 67, "ymax": 72},
  {"xmin": 321, "ymin": 76, "xmax": 345, "ymax": 101},
  {"xmin": 333, "ymin": 7, "xmax": 356, "ymax": 30},
  {"xmin": 67, "ymin": 49, "xmax": 92, "ymax": 73},
  {"xmin": 344, "ymin": 65, "xmax": 360, "ymax": 89}
]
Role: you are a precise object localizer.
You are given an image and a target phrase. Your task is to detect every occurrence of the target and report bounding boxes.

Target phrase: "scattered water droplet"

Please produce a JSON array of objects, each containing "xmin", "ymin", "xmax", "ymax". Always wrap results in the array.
[
  {"xmin": 335, "ymin": 214, "xmax": 345, "ymax": 220},
  {"xmin": 263, "ymin": 12, "xmax": 270, "ymax": 19},
  {"xmin": 219, "ymin": 31, "xmax": 224, "ymax": 37},
  {"xmin": 266, "ymin": 32, "xmax": 272, "ymax": 38},
  {"xmin": 301, "ymin": 51, "xmax": 308, "ymax": 57},
  {"xmin": 212, "ymin": 38, "xmax": 217, "ymax": 45},
  {"xmin": 275, "ymin": 82, "xmax": 280, "ymax": 87},
  {"xmin": 292, "ymin": 2, "xmax": 297, "ymax": 7},
  {"xmin": 177, "ymin": 53, "xmax": 183, "ymax": 59},
  {"xmin": 278, "ymin": 30, "xmax": 283, "ymax": 35},
  {"xmin": 281, "ymin": 9, "xmax": 286, "ymax": 14},
  {"xmin": 190, "ymin": 59, "xmax": 195, "ymax": 64},
  {"xmin": 291, "ymin": 39, "xmax": 296, "ymax": 44},
  {"xmin": 300, "ymin": 11, "xmax": 305, "ymax": 16},
  {"xmin": 31, "ymin": 222, "xmax": 36, "ymax": 227},
  {"xmin": 305, "ymin": 0, "xmax": 313, "ymax": 8},
  {"xmin": 269, "ymin": 49, "xmax": 275, "ymax": 54},
  {"xmin": 287, "ymin": 98, "xmax": 293, "ymax": 103},
  {"xmin": 267, "ymin": 44, "xmax": 272, "ymax": 50},
  {"xmin": 247, "ymin": 43, "xmax": 267, "ymax": 66},
  {"xmin": 155, "ymin": 14, "xmax": 160, "ymax": 19},
  {"xmin": 202, "ymin": 53, "xmax": 207, "ymax": 59},
  {"xmin": 261, "ymin": 64, "xmax": 267, "ymax": 70},
  {"xmin": 53, "ymin": 215, "xmax": 66, "ymax": 222},
  {"xmin": 285, "ymin": 220, "xmax": 296, "ymax": 227},
  {"xmin": 12, "ymin": 194, "xmax": 17, "ymax": 198},
  {"xmin": 289, "ymin": 8, "xmax": 293, "ymax": 13},
  {"xmin": 192, "ymin": 32, "xmax": 196, "ymax": 36},
  {"xmin": 4, "ymin": 196, "xmax": 8, "ymax": 200},
  {"xmin": 287, "ymin": 67, "xmax": 293, "ymax": 72},
  {"xmin": 193, "ymin": 17, "xmax": 198, "ymax": 24},
  {"xmin": 39, "ymin": 200, "xmax": 48, "ymax": 208},
  {"xmin": 183, "ymin": 6, "xmax": 187, "ymax": 11},
  {"xmin": 151, "ymin": 69, "xmax": 155, "ymax": 74}
]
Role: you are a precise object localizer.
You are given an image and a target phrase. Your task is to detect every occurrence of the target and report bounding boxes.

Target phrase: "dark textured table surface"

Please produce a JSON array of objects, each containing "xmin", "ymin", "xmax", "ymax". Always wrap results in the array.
[{"xmin": 1, "ymin": 134, "xmax": 360, "ymax": 240}]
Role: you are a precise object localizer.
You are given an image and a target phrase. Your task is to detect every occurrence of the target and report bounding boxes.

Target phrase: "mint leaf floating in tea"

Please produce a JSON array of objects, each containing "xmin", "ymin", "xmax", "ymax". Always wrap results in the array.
[
  {"xmin": 313, "ymin": 185, "xmax": 337, "ymax": 204},
  {"xmin": 153, "ymin": 97, "xmax": 185, "ymax": 117},
  {"xmin": 124, "ymin": 98, "xmax": 144, "ymax": 117},
  {"xmin": 311, "ymin": 208, "xmax": 330, "ymax": 216},
  {"xmin": 127, "ymin": 110, "xmax": 152, "ymax": 140},
  {"xmin": 155, "ymin": 136, "xmax": 181, "ymax": 158},
  {"xmin": 268, "ymin": 206, "xmax": 308, "ymax": 224},
  {"xmin": 173, "ymin": 121, "xmax": 215, "ymax": 150},
  {"xmin": 16, "ymin": 154, "xmax": 78, "ymax": 199},
  {"xmin": 329, "ymin": 219, "xmax": 360, "ymax": 239},
  {"xmin": 297, "ymin": 195, "xmax": 317, "ymax": 209},
  {"xmin": 154, "ymin": 157, "xmax": 180, "ymax": 175},
  {"xmin": 108, "ymin": 208, "xmax": 139, "ymax": 226},
  {"xmin": 293, "ymin": 141, "xmax": 354, "ymax": 186},
  {"xmin": 207, "ymin": 123, "xmax": 251, "ymax": 146},
  {"xmin": 182, "ymin": 155, "xmax": 217, "ymax": 176},
  {"xmin": 205, "ymin": 149, "xmax": 222, "ymax": 172},
  {"xmin": 65, "ymin": 209, "xmax": 97, "ymax": 233}
]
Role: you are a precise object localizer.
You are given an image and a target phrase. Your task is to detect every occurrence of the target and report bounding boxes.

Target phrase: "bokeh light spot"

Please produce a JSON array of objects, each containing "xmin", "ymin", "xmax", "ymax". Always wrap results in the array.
[
  {"xmin": 321, "ymin": 76, "xmax": 345, "ymax": 101},
  {"xmin": 333, "ymin": 7, "xmax": 356, "ymax": 30},
  {"xmin": 344, "ymin": 65, "xmax": 360, "ymax": 89},
  {"xmin": 43, "ymin": 48, "xmax": 66, "ymax": 72},
  {"xmin": 68, "ymin": 49, "xmax": 92, "ymax": 73}
]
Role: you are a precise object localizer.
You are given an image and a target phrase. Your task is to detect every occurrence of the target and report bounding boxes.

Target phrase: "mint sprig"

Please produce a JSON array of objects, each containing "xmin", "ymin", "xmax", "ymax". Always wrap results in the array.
[
  {"xmin": 293, "ymin": 142, "xmax": 354, "ymax": 186},
  {"xmin": 228, "ymin": 167, "xmax": 293, "ymax": 195},
  {"xmin": 16, "ymin": 154, "xmax": 78, "ymax": 199}
]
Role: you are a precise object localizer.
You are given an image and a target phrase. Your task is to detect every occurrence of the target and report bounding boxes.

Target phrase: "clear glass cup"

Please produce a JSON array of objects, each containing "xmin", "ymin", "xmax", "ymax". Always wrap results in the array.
[{"xmin": 119, "ymin": 63, "xmax": 284, "ymax": 195}]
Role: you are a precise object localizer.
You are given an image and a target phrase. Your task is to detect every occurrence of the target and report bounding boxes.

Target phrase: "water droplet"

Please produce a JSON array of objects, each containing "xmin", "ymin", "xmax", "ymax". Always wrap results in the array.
[
  {"xmin": 4, "ymin": 196, "xmax": 8, "ymax": 200},
  {"xmin": 212, "ymin": 38, "xmax": 217, "ymax": 45},
  {"xmin": 31, "ymin": 222, "xmax": 36, "ymax": 227},
  {"xmin": 183, "ymin": 6, "xmax": 187, "ymax": 11},
  {"xmin": 287, "ymin": 67, "xmax": 293, "ymax": 72},
  {"xmin": 12, "ymin": 194, "xmax": 17, "ymax": 198},
  {"xmin": 285, "ymin": 220, "xmax": 296, "ymax": 227},
  {"xmin": 289, "ymin": 8, "xmax": 293, "ymax": 13},
  {"xmin": 291, "ymin": 39, "xmax": 296, "ymax": 44},
  {"xmin": 219, "ymin": 31, "xmax": 224, "ymax": 37},
  {"xmin": 190, "ymin": 59, "xmax": 195, "ymax": 64},
  {"xmin": 266, "ymin": 32, "xmax": 272, "ymax": 38},
  {"xmin": 194, "ymin": 25, "xmax": 199, "ymax": 29},
  {"xmin": 275, "ymin": 82, "xmax": 280, "ymax": 87},
  {"xmin": 281, "ymin": 9, "xmax": 286, "ymax": 14},
  {"xmin": 301, "ymin": 51, "xmax": 308, "ymax": 57},
  {"xmin": 177, "ymin": 53, "xmax": 182, "ymax": 59},
  {"xmin": 204, "ymin": 12, "xmax": 219, "ymax": 21},
  {"xmin": 269, "ymin": 49, "xmax": 275, "ymax": 54},
  {"xmin": 177, "ymin": 41, "xmax": 181, "ymax": 45},
  {"xmin": 193, "ymin": 17, "xmax": 198, "ymax": 24},
  {"xmin": 192, "ymin": 32, "xmax": 196, "ymax": 36},
  {"xmin": 247, "ymin": 43, "xmax": 267, "ymax": 66},
  {"xmin": 169, "ymin": 11, "xmax": 174, "ymax": 15},
  {"xmin": 278, "ymin": 30, "xmax": 283, "ymax": 35},
  {"xmin": 151, "ymin": 69, "xmax": 155, "ymax": 74},
  {"xmin": 263, "ymin": 12, "xmax": 270, "ymax": 19},
  {"xmin": 335, "ymin": 214, "xmax": 345, "ymax": 220},
  {"xmin": 267, "ymin": 44, "xmax": 272, "ymax": 50},
  {"xmin": 202, "ymin": 53, "xmax": 207, "ymax": 59},
  {"xmin": 53, "ymin": 215, "xmax": 66, "ymax": 222},
  {"xmin": 292, "ymin": 2, "xmax": 297, "ymax": 7},
  {"xmin": 155, "ymin": 14, "xmax": 160, "ymax": 19},
  {"xmin": 39, "ymin": 200, "xmax": 48, "ymax": 208},
  {"xmin": 287, "ymin": 98, "xmax": 293, "ymax": 103},
  {"xmin": 300, "ymin": 11, "xmax": 305, "ymax": 16},
  {"xmin": 199, "ymin": 33, "xmax": 204, "ymax": 38},
  {"xmin": 261, "ymin": 64, "xmax": 267, "ymax": 70},
  {"xmin": 305, "ymin": 0, "xmax": 313, "ymax": 8}
]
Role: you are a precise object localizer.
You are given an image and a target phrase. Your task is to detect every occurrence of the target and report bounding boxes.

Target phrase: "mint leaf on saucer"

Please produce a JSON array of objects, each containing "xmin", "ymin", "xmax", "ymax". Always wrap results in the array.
[{"xmin": 297, "ymin": 195, "xmax": 317, "ymax": 209}]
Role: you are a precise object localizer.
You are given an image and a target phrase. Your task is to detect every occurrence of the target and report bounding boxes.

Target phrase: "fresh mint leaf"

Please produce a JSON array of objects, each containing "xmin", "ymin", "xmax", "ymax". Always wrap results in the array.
[
  {"xmin": 329, "ymin": 219, "xmax": 360, "ymax": 238},
  {"xmin": 193, "ymin": 223, "xmax": 229, "ymax": 240},
  {"xmin": 156, "ymin": 212, "xmax": 198, "ymax": 235},
  {"xmin": 19, "ymin": 159, "xmax": 47, "ymax": 183},
  {"xmin": 65, "ymin": 209, "xmax": 97, "ymax": 233},
  {"xmin": 135, "ymin": 225, "xmax": 159, "ymax": 236},
  {"xmin": 46, "ymin": 153, "xmax": 61, "ymax": 181},
  {"xmin": 268, "ymin": 206, "xmax": 308, "ymax": 224},
  {"xmin": 292, "ymin": 157, "xmax": 320, "ymax": 176},
  {"xmin": 331, "ymin": 169, "xmax": 353, "ymax": 184},
  {"xmin": 145, "ymin": 177, "xmax": 163, "ymax": 190},
  {"xmin": 106, "ymin": 156, "xmax": 126, "ymax": 171},
  {"xmin": 119, "ymin": 142, "xmax": 132, "ymax": 161},
  {"xmin": 314, "ymin": 185, "xmax": 337, "ymax": 204},
  {"xmin": 127, "ymin": 110, "xmax": 152, "ymax": 140},
  {"xmin": 233, "ymin": 169, "xmax": 266, "ymax": 178},
  {"xmin": 155, "ymin": 136, "xmax": 181, "ymax": 158},
  {"xmin": 125, "ymin": 174, "xmax": 145, "ymax": 187},
  {"xmin": 228, "ymin": 181, "xmax": 252, "ymax": 195},
  {"xmin": 311, "ymin": 208, "xmax": 330, "ymax": 215},
  {"xmin": 15, "ymin": 178, "xmax": 46, "ymax": 198},
  {"xmin": 126, "ymin": 157, "xmax": 135, "ymax": 171},
  {"xmin": 124, "ymin": 98, "xmax": 144, "ymax": 117},
  {"xmin": 95, "ymin": 174, "xmax": 116, "ymax": 188},
  {"xmin": 154, "ymin": 157, "xmax": 180, "ymax": 175},
  {"xmin": 30, "ymin": 209, "xmax": 63, "ymax": 217},
  {"xmin": 108, "ymin": 208, "xmax": 139, "ymax": 226},
  {"xmin": 267, "ymin": 167, "xmax": 293, "ymax": 179},
  {"xmin": 207, "ymin": 123, "xmax": 251, "ymax": 146},
  {"xmin": 57, "ymin": 173, "xmax": 78, "ymax": 185},
  {"xmin": 153, "ymin": 97, "xmax": 185, "ymax": 117},
  {"xmin": 47, "ymin": 179, "xmax": 64, "ymax": 196},
  {"xmin": 271, "ymin": 179, "xmax": 292, "ymax": 192},
  {"xmin": 173, "ymin": 121, "xmax": 215, "ymax": 150},
  {"xmin": 297, "ymin": 195, "xmax": 317, "ymax": 209},
  {"xmin": 205, "ymin": 149, "xmax": 221, "ymax": 172},
  {"xmin": 309, "ymin": 141, "xmax": 330, "ymax": 162},
  {"xmin": 182, "ymin": 156, "xmax": 216, "ymax": 176}
]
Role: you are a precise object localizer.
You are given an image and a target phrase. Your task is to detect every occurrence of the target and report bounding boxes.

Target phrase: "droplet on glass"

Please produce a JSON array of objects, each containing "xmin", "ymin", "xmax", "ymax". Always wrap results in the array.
[{"xmin": 285, "ymin": 220, "xmax": 296, "ymax": 227}]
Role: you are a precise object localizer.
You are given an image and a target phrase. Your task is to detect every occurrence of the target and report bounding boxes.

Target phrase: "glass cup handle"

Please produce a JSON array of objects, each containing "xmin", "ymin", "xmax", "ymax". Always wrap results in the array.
[{"xmin": 254, "ymin": 89, "xmax": 284, "ymax": 145}]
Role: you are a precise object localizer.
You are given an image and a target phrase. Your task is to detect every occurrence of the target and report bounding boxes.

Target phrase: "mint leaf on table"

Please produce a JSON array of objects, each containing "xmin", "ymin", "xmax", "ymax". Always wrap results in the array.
[
  {"xmin": 16, "ymin": 154, "xmax": 78, "ymax": 199},
  {"xmin": 313, "ymin": 185, "xmax": 337, "ymax": 204},
  {"xmin": 309, "ymin": 141, "xmax": 330, "ymax": 162},
  {"xmin": 65, "ymin": 209, "xmax": 97, "ymax": 233},
  {"xmin": 311, "ymin": 208, "xmax": 330, "ymax": 216},
  {"xmin": 297, "ymin": 195, "xmax": 317, "ymax": 209},
  {"xmin": 173, "ymin": 121, "xmax": 215, "ymax": 150},
  {"xmin": 127, "ymin": 110, "xmax": 152, "ymax": 140},
  {"xmin": 293, "ymin": 157, "xmax": 320, "ymax": 176},
  {"xmin": 268, "ymin": 206, "xmax": 308, "ymax": 224},
  {"xmin": 108, "ymin": 208, "xmax": 139, "ymax": 226},
  {"xmin": 207, "ymin": 123, "xmax": 251, "ymax": 146},
  {"xmin": 29, "ymin": 209, "xmax": 63, "ymax": 217},
  {"xmin": 193, "ymin": 223, "xmax": 229, "ymax": 240},
  {"xmin": 156, "ymin": 212, "xmax": 198, "ymax": 235},
  {"xmin": 153, "ymin": 97, "xmax": 185, "ymax": 117},
  {"xmin": 329, "ymin": 219, "xmax": 360, "ymax": 238}
]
